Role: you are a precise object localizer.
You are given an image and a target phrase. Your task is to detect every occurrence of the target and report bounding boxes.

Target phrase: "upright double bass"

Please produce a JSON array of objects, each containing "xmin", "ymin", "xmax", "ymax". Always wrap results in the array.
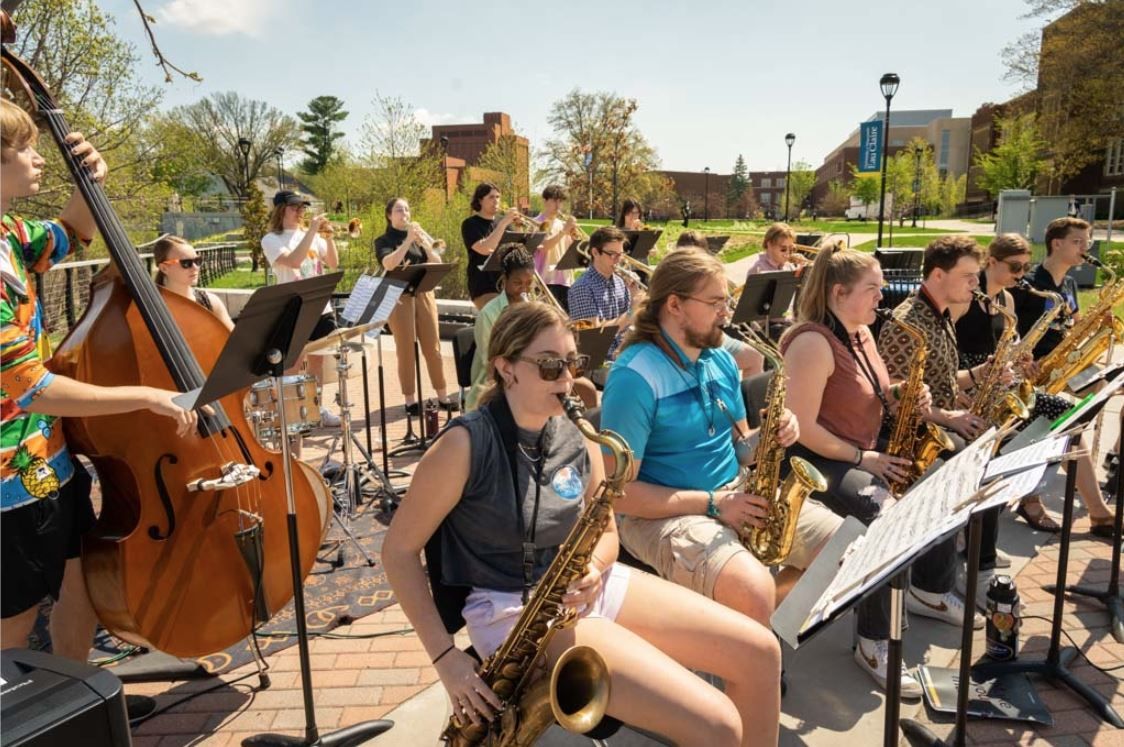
[{"xmin": 2, "ymin": 19, "xmax": 329, "ymax": 658}]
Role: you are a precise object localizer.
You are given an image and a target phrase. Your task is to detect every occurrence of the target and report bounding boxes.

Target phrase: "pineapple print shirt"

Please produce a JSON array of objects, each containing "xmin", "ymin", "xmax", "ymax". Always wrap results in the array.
[{"xmin": 1, "ymin": 214, "xmax": 82, "ymax": 509}]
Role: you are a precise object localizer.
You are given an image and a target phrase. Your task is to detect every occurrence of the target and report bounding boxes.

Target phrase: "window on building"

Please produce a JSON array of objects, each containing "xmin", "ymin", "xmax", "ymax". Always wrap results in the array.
[
  {"xmin": 761, "ymin": 178, "xmax": 771, "ymax": 188},
  {"xmin": 761, "ymin": 192, "xmax": 772, "ymax": 205},
  {"xmin": 776, "ymin": 178, "xmax": 786, "ymax": 189},
  {"xmin": 939, "ymin": 129, "xmax": 951, "ymax": 169},
  {"xmin": 1107, "ymin": 138, "xmax": 1124, "ymax": 177}
]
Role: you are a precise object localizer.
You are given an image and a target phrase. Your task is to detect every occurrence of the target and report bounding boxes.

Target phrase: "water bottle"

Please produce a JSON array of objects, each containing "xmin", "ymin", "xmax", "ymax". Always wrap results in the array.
[
  {"xmin": 985, "ymin": 574, "xmax": 1020, "ymax": 661},
  {"xmin": 424, "ymin": 400, "xmax": 439, "ymax": 436}
]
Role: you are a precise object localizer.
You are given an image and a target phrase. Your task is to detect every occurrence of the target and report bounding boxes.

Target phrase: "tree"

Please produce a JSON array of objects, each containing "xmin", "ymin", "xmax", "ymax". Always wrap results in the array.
[
  {"xmin": 302, "ymin": 146, "xmax": 375, "ymax": 217},
  {"xmin": 785, "ymin": 161, "xmax": 815, "ymax": 220},
  {"xmin": 239, "ymin": 181, "xmax": 269, "ymax": 271},
  {"xmin": 850, "ymin": 169, "xmax": 882, "ymax": 210},
  {"xmin": 357, "ymin": 92, "xmax": 441, "ymax": 204},
  {"xmin": 727, "ymin": 155, "xmax": 750, "ymax": 216},
  {"xmin": 541, "ymin": 89, "xmax": 661, "ymax": 218},
  {"xmin": 162, "ymin": 92, "xmax": 301, "ymax": 199},
  {"xmin": 820, "ymin": 179, "xmax": 852, "ymax": 216},
  {"xmin": 476, "ymin": 134, "xmax": 529, "ymax": 209},
  {"xmin": 297, "ymin": 96, "xmax": 348, "ymax": 175},
  {"xmin": 1002, "ymin": 1, "xmax": 1124, "ymax": 189},
  {"xmin": 972, "ymin": 113, "xmax": 1048, "ymax": 198}
]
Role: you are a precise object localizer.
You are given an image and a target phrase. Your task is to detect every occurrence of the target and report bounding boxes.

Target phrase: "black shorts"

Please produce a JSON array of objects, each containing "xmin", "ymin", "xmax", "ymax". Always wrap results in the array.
[
  {"xmin": 1, "ymin": 462, "xmax": 95, "ymax": 618},
  {"xmin": 309, "ymin": 312, "xmax": 338, "ymax": 342}
]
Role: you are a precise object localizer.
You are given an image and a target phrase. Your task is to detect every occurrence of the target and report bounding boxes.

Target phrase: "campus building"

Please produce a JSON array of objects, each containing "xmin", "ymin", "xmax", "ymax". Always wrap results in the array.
[{"xmin": 421, "ymin": 112, "xmax": 531, "ymax": 207}]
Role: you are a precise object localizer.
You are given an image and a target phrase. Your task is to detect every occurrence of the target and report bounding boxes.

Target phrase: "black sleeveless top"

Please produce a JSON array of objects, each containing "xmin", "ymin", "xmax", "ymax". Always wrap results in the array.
[{"xmin": 955, "ymin": 272, "xmax": 1006, "ymax": 358}]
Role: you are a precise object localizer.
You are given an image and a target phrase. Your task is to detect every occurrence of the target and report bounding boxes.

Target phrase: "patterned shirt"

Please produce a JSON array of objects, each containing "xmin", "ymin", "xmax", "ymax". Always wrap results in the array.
[
  {"xmin": 1, "ymin": 215, "xmax": 82, "ymax": 510},
  {"xmin": 877, "ymin": 286, "xmax": 961, "ymax": 411},
  {"xmin": 567, "ymin": 268, "xmax": 631, "ymax": 357}
]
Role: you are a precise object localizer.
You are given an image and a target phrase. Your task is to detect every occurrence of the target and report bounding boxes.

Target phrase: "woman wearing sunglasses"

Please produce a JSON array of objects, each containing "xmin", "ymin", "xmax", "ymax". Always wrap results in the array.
[
  {"xmin": 951, "ymin": 234, "xmax": 1115, "ymax": 537},
  {"xmin": 383, "ymin": 301, "xmax": 782, "ymax": 746},
  {"xmin": 153, "ymin": 235, "xmax": 234, "ymax": 331}
]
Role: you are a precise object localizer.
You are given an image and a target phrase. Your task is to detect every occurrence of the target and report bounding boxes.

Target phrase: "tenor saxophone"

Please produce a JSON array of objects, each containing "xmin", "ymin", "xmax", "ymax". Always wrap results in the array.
[
  {"xmin": 877, "ymin": 309, "xmax": 955, "ymax": 496},
  {"xmin": 1010, "ymin": 279, "xmax": 1066, "ymax": 408},
  {"xmin": 726, "ymin": 323, "xmax": 827, "ymax": 566},
  {"xmin": 968, "ymin": 291, "xmax": 1029, "ymax": 428},
  {"xmin": 442, "ymin": 395, "xmax": 633, "ymax": 747}
]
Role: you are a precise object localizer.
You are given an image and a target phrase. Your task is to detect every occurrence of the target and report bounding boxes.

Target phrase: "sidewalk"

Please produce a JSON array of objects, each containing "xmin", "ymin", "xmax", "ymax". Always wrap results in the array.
[{"xmin": 121, "ymin": 340, "xmax": 1122, "ymax": 746}]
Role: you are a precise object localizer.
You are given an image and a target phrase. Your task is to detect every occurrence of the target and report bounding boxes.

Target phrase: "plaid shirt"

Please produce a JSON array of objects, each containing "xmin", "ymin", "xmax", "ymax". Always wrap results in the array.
[
  {"xmin": 877, "ymin": 286, "xmax": 961, "ymax": 411},
  {"xmin": 568, "ymin": 268, "xmax": 631, "ymax": 357}
]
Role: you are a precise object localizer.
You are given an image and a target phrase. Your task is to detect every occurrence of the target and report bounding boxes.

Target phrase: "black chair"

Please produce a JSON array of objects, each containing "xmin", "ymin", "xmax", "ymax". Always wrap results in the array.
[{"xmin": 452, "ymin": 326, "xmax": 476, "ymax": 409}]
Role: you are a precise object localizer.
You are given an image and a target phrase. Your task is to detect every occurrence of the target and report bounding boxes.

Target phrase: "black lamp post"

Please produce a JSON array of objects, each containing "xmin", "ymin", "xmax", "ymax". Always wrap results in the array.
[
  {"xmin": 784, "ymin": 132, "xmax": 796, "ymax": 221},
  {"xmin": 876, "ymin": 72, "xmax": 899, "ymax": 248},
  {"xmin": 237, "ymin": 138, "xmax": 252, "ymax": 199},
  {"xmin": 912, "ymin": 143, "xmax": 925, "ymax": 228},
  {"xmin": 275, "ymin": 147, "xmax": 285, "ymax": 190},
  {"xmin": 703, "ymin": 166, "xmax": 711, "ymax": 222}
]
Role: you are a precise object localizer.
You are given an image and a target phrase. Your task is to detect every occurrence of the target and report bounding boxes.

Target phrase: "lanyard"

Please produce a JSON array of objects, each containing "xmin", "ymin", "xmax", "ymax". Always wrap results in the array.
[
  {"xmin": 828, "ymin": 313, "xmax": 892, "ymax": 414},
  {"xmin": 509, "ymin": 431, "xmax": 545, "ymax": 605}
]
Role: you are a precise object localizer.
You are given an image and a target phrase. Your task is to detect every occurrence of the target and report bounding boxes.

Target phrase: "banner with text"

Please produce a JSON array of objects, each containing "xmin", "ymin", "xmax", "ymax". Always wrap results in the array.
[{"xmin": 859, "ymin": 120, "xmax": 884, "ymax": 172}]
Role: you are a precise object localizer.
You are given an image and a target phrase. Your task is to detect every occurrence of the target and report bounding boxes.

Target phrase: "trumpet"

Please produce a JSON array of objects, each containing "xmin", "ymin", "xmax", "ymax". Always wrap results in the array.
[
  {"xmin": 410, "ymin": 222, "xmax": 445, "ymax": 256},
  {"xmin": 301, "ymin": 215, "xmax": 335, "ymax": 238},
  {"xmin": 503, "ymin": 206, "xmax": 543, "ymax": 232},
  {"xmin": 558, "ymin": 212, "xmax": 589, "ymax": 241}
]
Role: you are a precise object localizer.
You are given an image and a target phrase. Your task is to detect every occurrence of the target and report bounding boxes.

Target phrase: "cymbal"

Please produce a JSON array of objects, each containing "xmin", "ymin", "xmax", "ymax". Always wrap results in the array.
[
  {"xmin": 306, "ymin": 339, "xmax": 376, "ymax": 356},
  {"xmin": 303, "ymin": 321, "xmax": 380, "ymax": 355}
]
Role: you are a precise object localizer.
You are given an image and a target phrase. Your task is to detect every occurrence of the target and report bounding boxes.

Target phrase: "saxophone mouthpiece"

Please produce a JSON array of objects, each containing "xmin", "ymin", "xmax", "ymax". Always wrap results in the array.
[
  {"xmin": 1081, "ymin": 252, "xmax": 1105, "ymax": 269},
  {"xmin": 557, "ymin": 393, "xmax": 584, "ymax": 418},
  {"xmin": 875, "ymin": 308, "xmax": 893, "ymax": 322}
]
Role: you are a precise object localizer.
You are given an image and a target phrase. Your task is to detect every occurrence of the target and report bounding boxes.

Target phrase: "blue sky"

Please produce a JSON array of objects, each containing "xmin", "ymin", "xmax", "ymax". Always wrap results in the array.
[{"xmin": 99, "ymin": 0, "xmax": 1045, "ymax": 174}]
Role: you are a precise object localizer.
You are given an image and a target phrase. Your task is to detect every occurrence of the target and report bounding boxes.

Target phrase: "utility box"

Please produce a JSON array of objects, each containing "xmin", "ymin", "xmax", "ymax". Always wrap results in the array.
[
  {"xmin": 1029, "ymin": 196, "xmax": 1071, "ymax": 243},
  {"xmin": 996, "ymin": 190, "xmax": 1031, "ymax": 237}
]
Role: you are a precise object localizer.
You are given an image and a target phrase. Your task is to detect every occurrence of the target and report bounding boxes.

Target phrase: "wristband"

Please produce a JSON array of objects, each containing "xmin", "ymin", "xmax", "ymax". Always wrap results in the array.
[
  {"xmin": 705, "ymin": 490, "xmax": 721, "ymax": 519},
  {"xmin": 432, "ymin": 644, "xmax": 456, "ymax": 664},
  {"xmin": 854, "ymin": 448, "xmax": 864, "ymax": 466}
]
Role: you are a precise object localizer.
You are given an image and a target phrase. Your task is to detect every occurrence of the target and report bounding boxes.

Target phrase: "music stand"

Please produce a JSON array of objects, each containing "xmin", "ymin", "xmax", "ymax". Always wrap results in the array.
[
  {"xmin": 555, "ymin": 239, "xmax": 592, "ymax": 272},
  {"xmin": 479, "ymin": 232, "xmax": 546, "ymax": 272},
  {"xmin": 729, "ymin": 271, "xmax": 798, "ymax": 343},
  {"xmin": 705, "ymin": 235, "xmax": 731, "ymax": 255},
  {"xmin": 385, "ymin": 263, "xmax": 452, "ymax": 457},
  {"xmin": 875, "ymin": 248, "xmax": 925, "ymax": 272},
  {"xmin": 622, "ymin": 230, "xmax": 661, "ymax": 263},
  {"xmin": 575, "ymin": 324, "xmax": 619, "ymax": 371},
  {"xmin": 176, "ymin": 274, "xmax": 394, "ymax": 746}
]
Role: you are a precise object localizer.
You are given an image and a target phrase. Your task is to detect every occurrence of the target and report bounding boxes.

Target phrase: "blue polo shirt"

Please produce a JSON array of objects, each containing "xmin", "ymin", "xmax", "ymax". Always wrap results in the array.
[{"xmin": 601, "ymin": 332, "xmax": 745, "ymax": 491}]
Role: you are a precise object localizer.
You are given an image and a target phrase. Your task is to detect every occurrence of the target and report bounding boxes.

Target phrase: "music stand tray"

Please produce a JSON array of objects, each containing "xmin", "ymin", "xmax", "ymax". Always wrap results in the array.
[
  {"xmin": 622, "ymin": 230, "xmax": 661, "ymax": 262},
  {"xmin": 480, "ymin": 233, "xmax": 546, "ymax": 272},
  {"xmin": 555, "ymin": 239, "xmax": 590, "ymax": 272},
  {"xmin": 875, "ymin": 248, "xmax": 925, "ymax": 271},
  {"xmin": 730, "ymin": 271, "xmax": 798, "ymax": 328},
  {"xmin": 574, "ymin": 324, "xmax": 619, "ymax": 371}
]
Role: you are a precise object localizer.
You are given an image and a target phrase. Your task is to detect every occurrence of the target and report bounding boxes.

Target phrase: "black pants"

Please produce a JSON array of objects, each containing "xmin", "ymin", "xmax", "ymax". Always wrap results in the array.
[{"xmin": 787, "ymin": 443, "xmax": 957, "ymax": 639}]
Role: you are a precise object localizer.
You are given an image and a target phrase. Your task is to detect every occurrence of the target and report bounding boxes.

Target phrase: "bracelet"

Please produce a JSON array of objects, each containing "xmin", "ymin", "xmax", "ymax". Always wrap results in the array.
[
  {"xmin": 854, "ymin": 448, "xmax": 864, "ymax": 466},
  {"xmin": 967, "ymin": 366, "xmax": 979, "ymax": 389},
  {"xmin": 705, "ymin": 490, "xmax": 721, "ymax": 519},
  {"xmin": 432, "ymin": 644, "xmax": 455, "ymax": 664}
]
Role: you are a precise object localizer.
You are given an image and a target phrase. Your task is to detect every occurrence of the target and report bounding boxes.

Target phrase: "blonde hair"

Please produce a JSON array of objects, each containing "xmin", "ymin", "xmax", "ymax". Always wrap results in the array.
[
  {"xmin": 793, "ymin": 243, "xmax": 879, "ymax": 325},
  {"xmin": 152, "ymin": 235, "xmax": 194, "ymax": 286},
  {"xmin": 0, "ymin": 100, "xmax": 37, "ymax": 159},
  {"xmin": 479, "ymin": 302, "xmax": 571, "ymax": 406},
  {"xmin": 267, "ymin": 204, "xmax": 287, "ymax": 234},
  {"xmin": 763, "ymin": 222, "xmax": 796, "ymax": 248},
  {"xmin": 622, "ymin": 249, "xmax": 727, "ymax": 351}
]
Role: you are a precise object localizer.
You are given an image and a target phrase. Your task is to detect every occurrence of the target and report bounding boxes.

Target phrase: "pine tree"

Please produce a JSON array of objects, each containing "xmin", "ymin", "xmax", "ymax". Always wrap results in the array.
[
  {"xmin": 240, "ymin": 181, "xmax": 269, "ymax": 272},
  {"xmin": 298, "ymin": 96, "xmax": 348, "ymax": 175},
  {"xmin": 727, "ymin": 155, "xmax": 749, "ymax": 217}
]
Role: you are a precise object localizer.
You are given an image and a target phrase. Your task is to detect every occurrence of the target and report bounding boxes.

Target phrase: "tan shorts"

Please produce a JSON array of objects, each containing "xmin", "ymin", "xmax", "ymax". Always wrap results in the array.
[{"xmin": 617, "ymin": 498, "xmax": 843, "ymax": 598}]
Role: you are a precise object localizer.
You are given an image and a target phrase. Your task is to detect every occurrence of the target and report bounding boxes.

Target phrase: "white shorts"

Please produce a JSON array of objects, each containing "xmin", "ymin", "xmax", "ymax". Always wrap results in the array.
[{"xmin": 462, "ymin": 563, "xmax": 632, "ymax": 660}]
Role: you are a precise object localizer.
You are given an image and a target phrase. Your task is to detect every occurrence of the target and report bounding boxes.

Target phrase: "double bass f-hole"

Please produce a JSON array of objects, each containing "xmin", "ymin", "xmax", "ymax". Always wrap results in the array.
[{"xmin": 149, "ymin": 453, "xmax": 179, "ymax": 541}]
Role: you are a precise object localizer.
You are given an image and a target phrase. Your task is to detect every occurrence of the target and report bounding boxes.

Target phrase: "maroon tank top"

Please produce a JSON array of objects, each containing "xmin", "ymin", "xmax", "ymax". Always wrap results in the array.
[{"xmin": 780, "ymin": 321, "xmax": 889, "ymax": 450}]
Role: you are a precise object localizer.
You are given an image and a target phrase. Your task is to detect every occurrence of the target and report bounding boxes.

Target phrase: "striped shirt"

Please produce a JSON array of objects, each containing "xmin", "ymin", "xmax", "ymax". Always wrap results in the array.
[{"xmin": 2, "ymin": 215, "xmax": 82, "ymax": 509}]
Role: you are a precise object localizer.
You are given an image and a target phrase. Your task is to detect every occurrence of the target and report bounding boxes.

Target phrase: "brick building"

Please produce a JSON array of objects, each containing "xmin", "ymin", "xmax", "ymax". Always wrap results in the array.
[
  {"xmin": 657, "ymin": 169, "xmax": 792, "ymax": 220},
  {"xmin": 421, "ymin": 112, "xmax": 530, "ymax": 206}
]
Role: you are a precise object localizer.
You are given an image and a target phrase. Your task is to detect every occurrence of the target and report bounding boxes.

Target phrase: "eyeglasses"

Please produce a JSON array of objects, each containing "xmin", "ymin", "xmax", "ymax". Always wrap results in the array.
[
  {"xmin": 595, "ymin": 248, "xmax": 624, "ymax": 259},
  {"xmin": 162, "ymin": 258, "xmax": 202, "ymax": 269},
  {"xmin": 1002, "ymin": 260, "xmax": 1032, "ymax": 273},
  {"xmin": 517, "ymin": 354, "xmax": 590, "ymax": 381},
  {"xmin": 682, "ymin": 295, "xmax": 731, "ymax": 314}
]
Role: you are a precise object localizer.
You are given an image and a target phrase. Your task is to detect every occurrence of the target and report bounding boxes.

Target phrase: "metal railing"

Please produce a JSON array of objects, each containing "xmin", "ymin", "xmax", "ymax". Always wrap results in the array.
[{"xmin": 33, "ymin": 242, "xmax": 240, "ymax": 340}]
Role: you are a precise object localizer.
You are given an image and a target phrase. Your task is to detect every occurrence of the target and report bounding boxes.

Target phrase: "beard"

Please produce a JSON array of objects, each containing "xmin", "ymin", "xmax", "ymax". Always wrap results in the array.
[{"xmin": 685, "ymin": 320, "xmax": 725, "ymax": 350}]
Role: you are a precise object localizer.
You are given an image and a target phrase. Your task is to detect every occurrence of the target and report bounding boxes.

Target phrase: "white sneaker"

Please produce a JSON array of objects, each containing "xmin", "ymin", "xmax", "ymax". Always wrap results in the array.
[
  {"xmin": 853, "ymin": 636, "xmax": 923, "ymax": 698},
  {"xmin": 995, "ymin": 548, "xmax": 1013, "ymax": 569},
  {"xmin": 319, "ymin": 407, "xmax": 342, "ymax": 428},
  {"xmin": 906, "ymin": 588, "xmax": 984, "ymax": 630}
]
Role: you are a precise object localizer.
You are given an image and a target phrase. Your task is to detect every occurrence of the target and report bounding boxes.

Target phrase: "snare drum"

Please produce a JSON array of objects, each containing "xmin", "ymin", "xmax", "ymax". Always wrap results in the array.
[{"xmin": 245, "ymin": 374, "xmax": 322, "ymax": 443}]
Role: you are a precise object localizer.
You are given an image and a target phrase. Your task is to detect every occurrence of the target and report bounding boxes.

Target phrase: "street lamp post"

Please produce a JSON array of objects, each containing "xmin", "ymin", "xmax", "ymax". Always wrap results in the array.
[
  {"xmin": 275, "ymin": 147, "xmax": 285, "ymax": 190},
  {"xmin": 784, "ymin": 132, "xmax": 795, "ymax": 221},
  {"xmin": 237, "ymin": 138, "xmax": 252, "ymax": 200},
  {"xmin": 703, "ymin": 166, "xmax": 711, "ymax": 222},
  {"xmin": 912, "ymin": 143, "xmax": 925, "ymax": 228},
  {"xmin": 876, "ymin": 72, "xmax": 899, "ymax": 249}
]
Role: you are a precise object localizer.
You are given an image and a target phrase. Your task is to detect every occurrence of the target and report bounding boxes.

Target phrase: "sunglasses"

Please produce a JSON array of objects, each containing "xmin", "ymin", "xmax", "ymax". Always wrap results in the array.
[
  {"xmin": 518, "ymin": 354, "xmax": 590, "ymax": 381},
  {"xmin": 163, "ymin": 258, "xmax": 202, "ymax": 269},
  {"xmin": 1002, "ymin": 260, "xmax": 1031, "ymax": 273}
]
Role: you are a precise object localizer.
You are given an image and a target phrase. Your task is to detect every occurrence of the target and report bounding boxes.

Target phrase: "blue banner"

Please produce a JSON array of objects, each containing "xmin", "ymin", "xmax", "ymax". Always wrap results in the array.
[{"xmin": 859, "ymin": 120, "xmax": 883, "ymax": 173}]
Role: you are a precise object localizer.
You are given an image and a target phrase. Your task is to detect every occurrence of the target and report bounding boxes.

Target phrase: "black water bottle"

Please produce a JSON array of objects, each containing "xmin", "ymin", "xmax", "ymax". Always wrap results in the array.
[
  {"xmin": 985, "ymin": 574, "xmax": 1020, "ymax": 661},
  {"xmin": 424, "ymin": 400, "xmax": 439, "ymax": 436}
]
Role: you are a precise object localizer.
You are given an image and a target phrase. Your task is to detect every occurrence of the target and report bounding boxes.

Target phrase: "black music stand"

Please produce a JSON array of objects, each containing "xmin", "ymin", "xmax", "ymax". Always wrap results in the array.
[
  {"xmin": 479, "ymin": 233, "xmax": 546, "ymax": 273},
  {"xmin": 575, "ymin": 324, "xmax": 619, "ymax": 372},
  {"xmin": 622, "ymin": 230, "xmax": 661, "ymax": 262},
  {"xmin": 730, "ymin": 271, "xmax": 798, "ymax": 344},
  {"xmin": 385, "ymin": 263, "xmax": 452, "ymax": 457},
  {"xmin": 555, "ymin": 239, "xmax": 592, "ymax": 272},
  {"xmin": 177, "ymin": 274, "xmax": 394, "ymax": 747},
  {"xmin": 705, "ymin": 235, "xmax": 731, "ymax": 255}
]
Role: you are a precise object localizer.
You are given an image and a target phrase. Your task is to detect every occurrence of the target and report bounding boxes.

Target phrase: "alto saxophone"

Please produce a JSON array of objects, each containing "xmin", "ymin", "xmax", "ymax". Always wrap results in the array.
[
  {"xmin": 442, "ymin": 395, "xmax": 633, "ymax": 747},
  {"xmin": 968, "ymin": 291, "xmax": 1029, "ymax": 428},
  {"xmin": 1035, "ymin": 257, "xmax": 1124, "ymax": 395},
  {"xmin": 726, "ymin": 323, "xmax": 827, "ymax": 566},
  {"xmin": 877, "ymin": 310, "xmax": 954, "ymax": 496}
]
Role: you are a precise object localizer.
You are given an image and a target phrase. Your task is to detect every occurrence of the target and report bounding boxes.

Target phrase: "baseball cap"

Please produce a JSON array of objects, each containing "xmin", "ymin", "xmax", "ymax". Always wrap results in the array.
[{"xmin": 273, "ymin": 190, "xmax": 311, "ymax": 207}]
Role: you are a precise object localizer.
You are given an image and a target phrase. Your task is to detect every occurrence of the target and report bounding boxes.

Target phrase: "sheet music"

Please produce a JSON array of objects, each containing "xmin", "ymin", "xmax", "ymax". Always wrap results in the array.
[
  {"xmin": 984, "ymin": 436, "xmax": 1068, "ymax": 481},
  {"xmin": 1067, "ymin": 363, "xmax": 1103, "ymax": 392},
  {"xmin": 975, "ymin": 463, "xmax": 1050, "ymax": 514},
  {"xmin": 341, "ymin": 274, "xmax": 404, "ymax": 325},
  {"xmin": 1056, "ymin": 369, "xmax": 1124, "ymax": 428},
  {"xmin": 806, "ymin": 429, "xmax": 995, "ymax": 627}
]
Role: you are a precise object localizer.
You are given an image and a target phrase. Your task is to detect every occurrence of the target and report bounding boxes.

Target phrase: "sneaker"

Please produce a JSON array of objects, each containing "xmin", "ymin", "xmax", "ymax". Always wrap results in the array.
[
  {"xmin": 906, "ymin": 588, "xmax": 984, "ymax": 630},
  {"xmin": 956, "ymin": 568, "xmax": 994, "ymax": 612},
  {"xmin": 319, "ymin": 407, "xmax": 342, "ymax": 427},
  {"xmin": 853, "ymin": 636, "xmax": 923, "ymax": 698},
  {"xmin": 995, "ymin": 548, "xmax": 1013, "ymax": 569}
]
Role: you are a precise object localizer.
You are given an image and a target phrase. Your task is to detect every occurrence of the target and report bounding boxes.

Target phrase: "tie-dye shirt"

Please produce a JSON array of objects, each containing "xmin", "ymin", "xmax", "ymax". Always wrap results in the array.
[{"xmin": 1, "ymin": 215, "xmax": 81, "ymax": 510}]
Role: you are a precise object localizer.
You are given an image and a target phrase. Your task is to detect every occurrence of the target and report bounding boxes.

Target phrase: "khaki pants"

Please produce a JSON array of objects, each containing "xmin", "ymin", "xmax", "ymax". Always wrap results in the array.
[{"xmin": 388, "ymin": 290, "xmax": 446, "ymax": 397}]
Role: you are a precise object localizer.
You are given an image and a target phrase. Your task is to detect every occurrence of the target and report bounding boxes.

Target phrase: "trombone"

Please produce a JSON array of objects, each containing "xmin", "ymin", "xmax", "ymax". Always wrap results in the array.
[{"xmin": 575, "ymin": 242, "xmax": 650, "ymax": 290}]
